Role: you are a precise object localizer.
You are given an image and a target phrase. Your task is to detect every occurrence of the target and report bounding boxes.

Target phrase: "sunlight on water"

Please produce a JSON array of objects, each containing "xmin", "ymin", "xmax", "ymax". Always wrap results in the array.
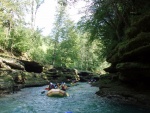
[{"xmin": 0, "ymin": 83, "xmax": 150, "ymax": 113}]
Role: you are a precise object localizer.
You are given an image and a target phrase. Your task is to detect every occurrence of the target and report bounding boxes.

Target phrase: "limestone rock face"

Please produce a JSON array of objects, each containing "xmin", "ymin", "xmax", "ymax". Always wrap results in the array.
[
  {"xmin": 105, "ymin": 15, "xmax": 150, "ymax": 86},
  {"xmin": 0, "ymin": 69, "xmax": 14, "ymax": 91},
  {"xmin": 0, "ymin": 68, "xmax": 49, "ymax": 94},
  {"xmin": 97, "ymin": 9, "xmax": 150, "ymax": 108},
  {"xmin": 0, "ymin": 54, "xmax": 48, "ymax": 95},
  {"xmin": 44, "ymin": 67, "xmax": 80, "ymax": 83},
  {"xmin": 22, "ymin": 72, "xmax": 49, "ymax": 87}
]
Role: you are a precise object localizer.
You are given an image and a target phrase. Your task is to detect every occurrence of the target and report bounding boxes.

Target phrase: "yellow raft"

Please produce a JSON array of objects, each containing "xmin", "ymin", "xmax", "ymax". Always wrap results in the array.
[{"xmin": 47, "ymin": 89, "xmax": 69, "ymax": 97}]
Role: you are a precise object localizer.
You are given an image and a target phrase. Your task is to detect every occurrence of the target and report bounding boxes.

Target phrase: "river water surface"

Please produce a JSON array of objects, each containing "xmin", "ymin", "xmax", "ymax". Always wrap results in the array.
[{"xmin": 0, "ymin": 83, "xmax": 150, "ymax": 113}]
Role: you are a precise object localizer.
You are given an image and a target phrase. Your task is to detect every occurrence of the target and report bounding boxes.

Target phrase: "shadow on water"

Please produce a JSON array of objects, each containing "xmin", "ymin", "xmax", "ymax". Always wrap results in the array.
[{"xmin": 0, "ymin": 82, "xmax": 150, "ymax": 113}]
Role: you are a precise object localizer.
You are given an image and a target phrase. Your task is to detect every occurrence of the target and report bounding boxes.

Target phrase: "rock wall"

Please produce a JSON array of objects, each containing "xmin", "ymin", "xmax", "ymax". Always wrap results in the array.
[
  {"xmin": 105, "ymin": 14, "xmax": 150, "ymax": 86},
  {"xmin": 44, "ymin": 67, "xmax": 80, "ymax": 83},
  {"xmin": 0, "ymin": 52, "xmax": 48, "ymax": 95},
  {"xmin": 0, "ymin": 52, "xmax": 81, "ymax": 95},
  {"xmin": 0, "ymin": 68, "xmax": 49, "ymax": 95},
  {"xmin": 97, "ymin": 9, "xmax": 150, "ymax": 108}
]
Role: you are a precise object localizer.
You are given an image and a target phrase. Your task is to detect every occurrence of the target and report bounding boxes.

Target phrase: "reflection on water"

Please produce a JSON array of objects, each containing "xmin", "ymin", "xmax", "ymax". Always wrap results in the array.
[{"xmin": 0, "ymin": 83, "xmax": 150, "ymax": 113}]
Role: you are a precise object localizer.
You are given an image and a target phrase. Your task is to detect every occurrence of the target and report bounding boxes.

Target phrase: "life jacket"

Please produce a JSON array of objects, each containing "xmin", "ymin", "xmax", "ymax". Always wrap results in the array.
[
  {"xmin": 61, "ymin": 85, "xmax": 65, "ymax": 91},
  {"xmin": 51, "ymin": 84, "xmax": 55, "ymax": 89}
]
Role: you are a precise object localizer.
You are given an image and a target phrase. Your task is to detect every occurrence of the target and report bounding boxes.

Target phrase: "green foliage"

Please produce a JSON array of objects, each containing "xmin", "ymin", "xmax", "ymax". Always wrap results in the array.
[
  {"xmin": 78, "ymin": 0, "xmax": 136, "ymax": 56},
  {"xmin": 30, "ymin": 48, "xmax": 46, "ymax": 63},
  {"xmin": 0, "ymin": 0, "xmax": 113, "ymax": 73},
  {"xmin": 8, "ymin": 27, "xmax": 32, "ymax": 53},
  {"xmin": 0, "ymin": 27, "xmax": 6, "ymax": 47}
]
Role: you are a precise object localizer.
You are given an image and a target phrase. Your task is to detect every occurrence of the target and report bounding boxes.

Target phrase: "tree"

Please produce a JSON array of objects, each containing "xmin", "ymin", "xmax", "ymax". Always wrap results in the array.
[
  {"xmin": 0, "ymin": 0, "xmax": 30, "ymax": 50},
  {"xmin": 30, "ymin": 0, "xmax": 44, "ymax": 29},
  {"xmin": 58, "ymin": 20, "xmax": 79, "ymax": 67},
  {"xmin": 51, "ymin": 0, "xmax": 68, "ymax": 66}
]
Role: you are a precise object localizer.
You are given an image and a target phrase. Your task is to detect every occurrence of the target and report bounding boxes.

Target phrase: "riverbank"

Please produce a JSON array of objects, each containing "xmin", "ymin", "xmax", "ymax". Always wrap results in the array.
[
  {"xmin": 93, "ymin": 74, "xmax": 150, "ymax": 109},
  {"xmin": 0, "ymin": 50, "xmax": 80, "ymax": 95},
  {"xmin": 99, "ymin": 5, "xmax": 150, "ymax": 109}
]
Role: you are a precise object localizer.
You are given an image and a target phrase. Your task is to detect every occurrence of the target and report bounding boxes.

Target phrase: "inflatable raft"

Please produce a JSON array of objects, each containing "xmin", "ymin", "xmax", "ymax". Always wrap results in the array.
[{"xmin": 47, "ymin": 89, "xmax": 69, "ymax": 97}]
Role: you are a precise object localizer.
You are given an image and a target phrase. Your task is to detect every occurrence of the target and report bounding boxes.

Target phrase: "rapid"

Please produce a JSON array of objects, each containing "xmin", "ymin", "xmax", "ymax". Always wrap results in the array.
[{"xmin": 0, "ymin": 83, "xmax": 150, "ymax": 113}]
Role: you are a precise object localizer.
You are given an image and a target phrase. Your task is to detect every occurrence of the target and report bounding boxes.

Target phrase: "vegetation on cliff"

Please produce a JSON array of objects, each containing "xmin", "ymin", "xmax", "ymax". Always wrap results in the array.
[
  {"xmin": 1, "ymin": 0, "xmax": 150, "ymax": 107},
  {"xmin": 55, "ymin": 0, "xmax": 150, "ymax": 107}
]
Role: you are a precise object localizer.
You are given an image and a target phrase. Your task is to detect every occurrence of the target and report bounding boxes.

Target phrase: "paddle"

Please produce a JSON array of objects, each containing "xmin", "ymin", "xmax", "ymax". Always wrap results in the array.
[{"xmin": 41, "ymin": 91, "xmax": 46, "ymax": 94}]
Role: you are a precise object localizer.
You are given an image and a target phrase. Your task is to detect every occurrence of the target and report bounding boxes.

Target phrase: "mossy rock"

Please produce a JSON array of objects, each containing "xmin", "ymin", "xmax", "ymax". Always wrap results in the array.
[
  {"xmin": 107, "ymin": 13, "xmax": 150, "ymax": 63},
  {"xmin": 0, "ymin": 73, "xmax": 14, "ymax": 90},
  {"xmin": 120, "ymin": 32, "xmax": 150, "ymax": 54},
  {"xmin": 126, "ymin": 13, "xmax": 150, "ymax": 39},
  {"xmin": 23, "ymin": 72, "xmax": 49, "ymax": 87},
  {"xmin": 133, "ymin": 14, "xmax": 150, "ymax": 32},
  {"xmin": 116, "ymin": 62, "xmax": 150, "ymax": 71},
  {"xmin": 104, "ymin": 64, "xmax": 117, "ymax": 73},
  {"xmin": 107, "ymin": 32, "xmax": 150, "ymax": 63},
  {"xmin": 120, "ymin": 44, "xmax": 150, "ymax": 62},
  {"xmin": 125, "ymin": 27, "xmax": 139, "ymax": 39},
  {"xmin": 118, "ymin": 69, "xmax": 150, "ymax": 84},
  {"xmin": 41, "ymin": 73, "xmax": 48, "ymax": 80},
  {"xmin": 24, "ymin": 79, "xmax": 48, "ymax": 87}
]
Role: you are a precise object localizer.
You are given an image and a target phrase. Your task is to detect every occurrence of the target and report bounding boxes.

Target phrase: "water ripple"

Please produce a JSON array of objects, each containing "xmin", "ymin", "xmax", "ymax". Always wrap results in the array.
[{"xmin": 0, "ymin": 83, "xmax": 150, "ymax": 113}]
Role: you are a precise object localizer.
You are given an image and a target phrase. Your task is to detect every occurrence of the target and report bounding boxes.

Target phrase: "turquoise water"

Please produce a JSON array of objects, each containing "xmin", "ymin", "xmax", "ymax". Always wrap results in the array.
[{"xmin": 0, "ymin": 83, "xmax": 150, "ymax": 113}]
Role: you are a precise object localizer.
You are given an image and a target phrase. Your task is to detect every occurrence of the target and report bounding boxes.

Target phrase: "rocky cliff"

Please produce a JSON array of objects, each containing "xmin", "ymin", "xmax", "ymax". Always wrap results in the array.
[
  {"xmin": 97, "ymin": 6, "xmax": 150, "ymax": 108},
  {"xmin": 0, "ymin": 51, "xmax": 49, "ymax": 95},
  {"xmin": 0, "ymin": 50, "xmax": 81, "ymax": 95}
]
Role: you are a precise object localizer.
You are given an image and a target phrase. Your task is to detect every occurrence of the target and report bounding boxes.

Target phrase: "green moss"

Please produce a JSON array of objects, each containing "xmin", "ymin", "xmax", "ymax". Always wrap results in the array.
[
  {"xmin": 126, "ymin": 13, "xmax": 150, "ymax": 39},
  {"xmin": 117, "ymin": 32, "xmax": 150, "ymax": 61},
  {"xmin": 121, "ymin": 44, "xmax": 150, "ymax": 61},
  {"xmin": 3, "ymin": 75, "xmax": 13, "ymax": 82},
  {"xmin": 125, "ymin": 27, "xmax": 139, "ymax": 39},
  {"xmin": 116, "ymin": 62, "xmax": 150, "ymax": 70},
  {"xmin": 133, "ymin": 14, "xmax": 150, "ymax": 32},
  {"xmin": 106, "ymin": 33, "xmax": 150, "ymax": 71}
]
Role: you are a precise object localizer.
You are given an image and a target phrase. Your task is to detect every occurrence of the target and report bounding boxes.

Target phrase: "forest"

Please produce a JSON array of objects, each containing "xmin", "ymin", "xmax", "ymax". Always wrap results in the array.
[
  {"xmin": 1, "ymin": 0, "xmax": 149, "ymax": 73},
  {"xmin": 0, "ymin": 0, "xmax": 150, "ymax": 78},
  {"xmin": 0, "ymin": 0, "xmax": 114, "ymax": 73},
  {"xmin": 1, "ymin": 0, "xmax": 150, "ymax": 110}
]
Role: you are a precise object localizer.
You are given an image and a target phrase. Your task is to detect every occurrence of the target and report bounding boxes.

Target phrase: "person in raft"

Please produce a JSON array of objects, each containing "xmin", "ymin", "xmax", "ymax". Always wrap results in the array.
[
  {"xmin": 49, "ymin": 82, "xmax": 55, "ymax": 90},
  {"xmin": 61, "ymin": 82, "xmax": 68, "ymax": 91},
  {"xmin": 61, "ymin": 84, "xmax": 65, "ymax": 91},
  {"xmin": 56, "ymin": 83, "xmax": 61, "ymax": 89}
]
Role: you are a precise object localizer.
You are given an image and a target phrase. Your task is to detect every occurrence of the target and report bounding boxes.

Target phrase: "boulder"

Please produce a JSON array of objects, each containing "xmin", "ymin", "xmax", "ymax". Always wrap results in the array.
[{"xmin": 3, "ymin": 60, "xmax": 24, "ymax": 70}]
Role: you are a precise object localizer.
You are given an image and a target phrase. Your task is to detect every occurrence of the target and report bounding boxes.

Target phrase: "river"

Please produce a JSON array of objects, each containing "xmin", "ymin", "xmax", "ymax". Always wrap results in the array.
[{"xmin": 0, "ymin": 82, "xmax": 150, "ymax": 113}]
